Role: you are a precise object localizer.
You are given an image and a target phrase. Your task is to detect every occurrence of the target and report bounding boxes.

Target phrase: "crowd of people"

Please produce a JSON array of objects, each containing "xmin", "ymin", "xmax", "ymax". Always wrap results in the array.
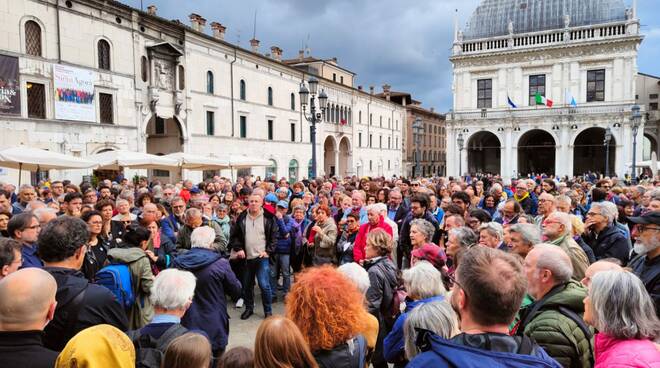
[{"xmin": 0, "ymin": 172, "xmax": 659, "ymax": 368}]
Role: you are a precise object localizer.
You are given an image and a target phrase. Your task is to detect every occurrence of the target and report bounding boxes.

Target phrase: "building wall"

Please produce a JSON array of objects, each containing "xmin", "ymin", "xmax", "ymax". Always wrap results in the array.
[
  {"xmin": 405, "ymin": 106, "xmax": 446, "ymax": 177},
  {"xmin": 636, "ymin": 73, "xmax": 660, "ymax": 159}
]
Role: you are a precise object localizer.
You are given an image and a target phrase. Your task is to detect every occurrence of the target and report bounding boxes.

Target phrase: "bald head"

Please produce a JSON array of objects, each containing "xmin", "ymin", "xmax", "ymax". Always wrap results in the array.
[
  {"xmin": 0, "ymin": 268, "xmax": 57, "ymax": 331},
  {"xmin": 581, "ymin": 259, "xmax": 623, "ymax": 287}
]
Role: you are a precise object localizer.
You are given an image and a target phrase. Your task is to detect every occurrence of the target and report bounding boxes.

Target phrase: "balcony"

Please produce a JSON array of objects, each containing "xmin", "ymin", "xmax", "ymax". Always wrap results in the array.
[{"xmin": 448, "ymin": 102, "xmax": 640, "ymax": 122}]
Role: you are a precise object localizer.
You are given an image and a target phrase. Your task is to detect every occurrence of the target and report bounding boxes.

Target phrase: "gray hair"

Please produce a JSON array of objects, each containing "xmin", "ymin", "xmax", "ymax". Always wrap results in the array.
[
  {"xmin": 366, "ymin": 204, "xmax": 381, "ymax": 215},
  {"xmin": 547, "ymin": 212, "xmax": 573, "ymax": 236},
  {"xmin": 337, "ymin": 262, "xmax": 371, "ymax": 295},
  {"xmin": 410, "ymin": 219, "xmax": 436, "ymax": 242},
  {"xmin": 589, "ymin": 270, "xmax": 660, "ymax": 339},
  {"xmin": 118, "ymin": 189, "xmax": 134, "ymax": 201},
  {"xmin": 404, "ymin": 301, "xmax": 459, "ymax": 359},
  {"xmin": 648, "ymin": 188, "xmax": 660, "ymax": 201},
  {"xmin": 478, "ymin": 222, "xmax": 503, "ymax": 241},
  {"xmin": 590, "ymin": 202, "xmax": 617, "ymax": 224},
  {"xmin": 149, "ymin": 269, "xmax": 197, "ymax": 310},
  {"xmin": 402, "ymin": 261, "xmax": 446, "ymax": 300},
  {"xmin": 190, "ymin": 226, "xmax": 216, "ymax": 249},
  {"xmin": 448, "ymin": 226, "xmax": 478, "ymax": 248},
  {"xmin": 185, "ymin": 207, "xmax": 201, "ymax": 219},
  {"xmin": 373, "ymin": 203, "xmax": 388, "ymax": 215},
  {"xmin": 19, "ymin": 184, "xmax": 34, "ymax": 192},
  {"xmin": 554, "ymin": 195, "xmax": 572, "ymax": 208},
  {"xmin": 115, "ymin": 198, "xmax": 129, "ymax": 208},
  {"xmin": 533, "ymin": 243, "xmax": 573, "ymax": 284},
  {"xmin": 509, "ymin": 223, "xmax": 541, "ymax": 246},
  {"xmin": 151, "ymin": 185, "xmax": 163, "ymax": 199}
]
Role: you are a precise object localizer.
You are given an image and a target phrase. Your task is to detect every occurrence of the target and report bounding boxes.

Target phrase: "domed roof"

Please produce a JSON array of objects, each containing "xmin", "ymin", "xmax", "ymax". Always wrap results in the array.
[{"xmin": 463, "ymin": 0, "xmax": 628, "ymax": 40}]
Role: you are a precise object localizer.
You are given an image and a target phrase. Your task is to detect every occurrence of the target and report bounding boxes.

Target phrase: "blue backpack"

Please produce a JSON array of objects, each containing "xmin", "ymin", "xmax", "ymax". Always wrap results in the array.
[{"xmin": 96, "ymin": 264, "xmax": 135, "ymax": 310}]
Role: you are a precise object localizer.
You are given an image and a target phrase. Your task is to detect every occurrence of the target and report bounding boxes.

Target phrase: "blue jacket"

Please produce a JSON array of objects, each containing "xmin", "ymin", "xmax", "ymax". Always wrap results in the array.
[
  {"xmin": 173, "ymin": 248, "xmax": 242, "ymax": 352},
  {"xmin": 275, "ymin": 215, "xmax": 294, "ymax": 254},
  {"xmin": 160, "ymin": 215, "xmax": 178, "ymax": 244},
  {"xmin": 20, "ymin": 243, "xmax": 43, "ymax": 269},
  {"xmin": 407, "ymin": 333, "xmax": 562, "ymax": 368},
  {"xmin": 383, "ymin": 295, "xmax": 444, "ymax": 363}
]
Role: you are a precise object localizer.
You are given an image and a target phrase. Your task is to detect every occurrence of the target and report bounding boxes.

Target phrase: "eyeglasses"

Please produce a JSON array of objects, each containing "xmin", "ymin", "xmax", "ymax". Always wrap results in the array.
[
  {"xmin": 543, "ymin": 220, "xmax": 561, "ymax": 225},
  {"xmin": 25, "ymin": 224, "xmax": 41, "ymax": 230},
  {"xmin": 516, "ymin": 187, "xmax": 527, "ymax": 190},
  {"xmin": 88, "ymin": 221, "xmax": 103, "ymax": 225},
  {"xmin": 638, "ymin": 225, "xmax": 660, "ymax": 232},
  {"xmin": 586, "ymin": 212, "xmax": 601, "ymax": 217},
  {"xmin": 411, "ymin": 184, "xmax": 420, "ymax": 187},
  {"xmin": 172, "ymin": 205, "xmax": 185, "ymax": 209}
]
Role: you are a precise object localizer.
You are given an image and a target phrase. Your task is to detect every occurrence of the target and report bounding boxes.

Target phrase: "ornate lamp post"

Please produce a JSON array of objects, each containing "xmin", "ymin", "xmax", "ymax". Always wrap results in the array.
[
  {"xmin": 457, "ymin": 133, "xmax": 465, "ymax": 178},
  {"xmin": 631, "ymin": 105, "xmax": 642, "ymax": 184},
  {"xmin": 604, "ymin": 126, "xmax": 612, "ymax": 177},
  {"xmin": 299, "ymin": 76, "xmax": 328, "ymax": 179},
  {"xmin": 412, "ymin": 117, "xmax": 424, "ymax": 178}
]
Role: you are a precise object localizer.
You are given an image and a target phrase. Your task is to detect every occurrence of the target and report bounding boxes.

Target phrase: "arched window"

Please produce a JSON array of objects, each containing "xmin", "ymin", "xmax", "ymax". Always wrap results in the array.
[
  {"xmin": 177, "ymin": 65, "xmax": 185, "ymax": 90},
  {"xmin": 207, "ymin": 71, "xmax": 214, "ymax": 94},
  {"xmin": 335, "ymin": 106, "xmax": 339, "ymax": 123},
  {"xmin": 289, "ymin": 159, "xmax": 299, "ymax": 182},
  {"xmin": 25, "ymin": 20, "xmax": 42, "ymax": 56},
  {"xmin": 265, "ymin": 159, "xmax": 278, "ymax": 178},
  {"xmin": 97, "ymin": 39, "xmax": 111, "ymax": 70},
  {"xmin": 359, "ymin": 111, "xmax": 362, "ymax": 124},
  {"xmin": 348, "ymin": 108, "xmax": 352, "ymax": 125},
  {"xmin": 290, "ymin": 93, "xmax": 295, "ymax": 111},
  {"xmin": 240, "ymin": 80, "xmax": 246, "ymax": 100},
  {"xmin": 140, "ymin": 56, "xmax": 148, "ymax": 82},
  {"xmin": 267, "ymin": 87, "xmax": 273, "ymax": 106}
]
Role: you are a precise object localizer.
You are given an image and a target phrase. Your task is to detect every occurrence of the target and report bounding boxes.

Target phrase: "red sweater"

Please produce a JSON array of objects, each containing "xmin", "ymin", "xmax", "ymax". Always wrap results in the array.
[{"xmin": 353, "ymin": 215, "xmax": 393, "ymax": 263}]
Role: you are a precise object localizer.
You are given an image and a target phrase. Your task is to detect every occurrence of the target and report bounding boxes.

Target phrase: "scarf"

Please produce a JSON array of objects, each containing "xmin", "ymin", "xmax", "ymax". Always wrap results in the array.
[
  {"xmin": 514, "ymin": 192, "xmax": 529, "ymax": 202},
  {"xmin": 56, "ymin": 324, "xmax": 135, "ymax": 368}
]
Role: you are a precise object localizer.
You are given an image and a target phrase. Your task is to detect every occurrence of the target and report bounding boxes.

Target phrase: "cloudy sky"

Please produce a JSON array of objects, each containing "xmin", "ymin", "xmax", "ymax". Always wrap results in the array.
[{"xmin": 122, "ymin": 0, "xmax": 659, "ymax": 112}]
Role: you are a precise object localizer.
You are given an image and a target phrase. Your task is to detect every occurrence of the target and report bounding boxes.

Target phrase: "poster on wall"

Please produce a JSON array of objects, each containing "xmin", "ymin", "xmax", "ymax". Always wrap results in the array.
[
  {"xmin": 0, "ymin": 54, "xmax": 20, "ymax": 115},
  {"xmin": 53, "ymin": 64, "xmax": 95, "ymax": 122}
]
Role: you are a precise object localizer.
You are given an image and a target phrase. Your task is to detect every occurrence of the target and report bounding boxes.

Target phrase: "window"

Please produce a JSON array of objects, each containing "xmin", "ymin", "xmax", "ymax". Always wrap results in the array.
[
  {"xmin": 155, "ymin": 117, "xmax": 165, "ymax": 134},
  {"xmin": 477, "ymin": 79, "xmax": 492, "ymax": 108},
  {"xmin": 388, "ymin": 160, "xmax": 391, "ymax": 170},
  {"xmin": 333, "ymin": 73, "xmax": 336, "ymax": 82},
  {"xmin": 206, "ymin": 111, "xmax": 214, "ymax": 135},
  {"xmin": 587, "ymin": 69, "xmax": 605, "ymax": 102},
  {"xmin": 528, "ymin": 74, "xmax": 545, "ymax": 105},
  {"xmin": 267, "ymin": 87, "xmax": 273, "ymax": 106},
  {"xmin": 396, "ymin": 137, "xmax": 398, "ymax": 149},
  {"xmin": 99, "ymin": 93, "xmax": 113, "ymax": 124},
  {"xmin": 379, "ymin": 116, "xmax": 382, "ymax": 127},
  {"xmin": 650, "ymin": 94, "xmax": 658, "ymax": 100},
  {"xmin": 359, "ymin": 132, "xmax": 362, "ymax": 147},
  {"xmin": 290, "ymin": 123, "xmax": 295, "ymax": 142},
  {"xmin": 290, "ymin": 93, "xmax": 295, "ymax": 110},
  {"xmin": 289, "ymin": 159, "xmax": 299, "ymax": 181},
  {"xmin": 266, "ymin": 159, "xmax": 277, "ymax": 179},
  {"xmin": 27, "ymin": 82, "xmax": 45, "ymax": 119},
  {"xmin": 267, "ymin": 119, "xmax": 274, "ymax": 140},
  {"xmin": 97, "ymin": 39, "xmax": 111, "ymax": 70},
  {"xmin": 141, "ymin": 56, "xmax": 148, "ymax": 82},
  {"xmin": 177, "ymin": 65, "xmax": 185, "ymax": 90},
  {"xmin": 340, "ymin": 76, "xmax": 344, "ymax": 84},
  {"xmin": 153, "ymin": 169, "xmax": 170, "ymax": 177},
  {"xmin": 359, "ymin": 111, "xmax": 362, "ymax": 124},
  {"xmin": 370, "ymin": 113, "xmax": 373, "ymax": 125},
  {"xmin": 240, "ymin": 116, "xmax": 247, "ymax": 138},
  {"xmin": 348, "ymin": 108, "xmax": 352, "ymax": 124},
  {"xmin": 240, "ymin": 80, "xmax": 246, "ymax": 100},
  {"xmin": 388, "ymin": 137, "xmax": 391, "ymax": 149},
  {"xmin": 650, "ymin": 103, "xmax": 658, "ymax": 111},
  {"xmin": 379, "ymin": 135, "xmax": 382, "ymax": 148},
  {"xmin": 369, "ymin": 160, "xmax": 372, "ymax": 171},
  {"xmin": 207, "ymin": 71, "xmax": 214, "ymax": 94},
  {"xmin": 369, "ymin": 134, "xmax": 373, "ymax": 148},
  {"xmin": 25, "ymin": 21, "xmax": 42, "ymax": 57}
]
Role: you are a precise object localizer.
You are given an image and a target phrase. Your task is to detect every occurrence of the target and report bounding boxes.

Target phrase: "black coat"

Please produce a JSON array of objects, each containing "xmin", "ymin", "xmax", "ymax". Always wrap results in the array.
[
  {"xmin": 398, "ymin": 211, "xmax": 440, "ymax": 253},
  {"xmin": 392, "ymin": 204, "xmax": 409, "ymax": 230},
  {"xmin": 582, "ymin": 224, "xmax": 630, "ymax": 265},
  {"xmin": 42, "ymin": 267, "xmax": 128, "ymax": 351},
  {"xmin": 229, "ymin": 210, "xmax": 278, "ymax": 255},
  {"xmin": 0, "ymin": 331, "xmax": 58, "ymax": 368},
  {"xmin": 629, "ymin": 254, "xmax": 660, "ymax": 316}
]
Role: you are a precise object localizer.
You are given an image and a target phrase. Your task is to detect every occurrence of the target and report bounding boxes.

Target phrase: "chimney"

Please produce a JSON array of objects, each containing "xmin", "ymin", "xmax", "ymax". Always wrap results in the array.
[
  {"xmin": 250, "ymin": 38, "xmax": 260, "ymax": 53},
  {"xmin": 189, "ymin": 13, "xmax": 207, "ymax": 33},
  {"xmin": 298, "ymin": 49, "xmax": 305, "ymax": 60},
  {"xmin": 382, "ymin": 84, "xmax": 391, "ymax": 101},
  {"xmin": 210, "ymin": 22, "xmax": 226, "ymax": 40},
  {"xmin": 270, "ymin": 46, "xmax": 283, "ymax": 61},
  {"xmin": 369, "ymin": 86, "xmax": 374, "ymax": 95},
  {"xmin": 430, "ymin": 107, "xmax": 435, "ymax": 113},
  {"xmin": 358, "ymin": 85, "xmax": 363, "ymax": 91},
  {"xmin": 147, "ymin": 5, "xmax": 157, "ymax": 16}
]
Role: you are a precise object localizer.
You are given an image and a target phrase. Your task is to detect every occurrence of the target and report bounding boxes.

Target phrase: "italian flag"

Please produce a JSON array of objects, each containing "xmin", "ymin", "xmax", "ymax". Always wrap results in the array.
[{"xmin": 535, "ymin": 92, "xmax": 553, "ymax": 107}]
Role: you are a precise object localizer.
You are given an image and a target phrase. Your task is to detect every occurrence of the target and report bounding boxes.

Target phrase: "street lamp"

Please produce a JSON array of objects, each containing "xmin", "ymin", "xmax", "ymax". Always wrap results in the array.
[
  {"xmin": 603, "ymin": 126, "xmax": 612, "ymax": 177},
  {"xmin": 631, "ymin": 105, "xmax": 642, "ymax": 184},
  {"xmin": 457, "ymin": 133, "xmax": 465, "ymax": 178},
  {"xmin": 299, "ymin": 76, "xmax": 328, "ymax": 179},
  {"xmin": 412, "ymin": 117, "xmax": 424, "ymax": 178}
]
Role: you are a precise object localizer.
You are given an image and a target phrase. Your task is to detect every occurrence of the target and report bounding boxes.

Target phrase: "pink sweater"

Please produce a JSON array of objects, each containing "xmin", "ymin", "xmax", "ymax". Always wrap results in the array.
[{"xmin": 595, "ymin": 333, "xmax": 660, "ymax": 368}]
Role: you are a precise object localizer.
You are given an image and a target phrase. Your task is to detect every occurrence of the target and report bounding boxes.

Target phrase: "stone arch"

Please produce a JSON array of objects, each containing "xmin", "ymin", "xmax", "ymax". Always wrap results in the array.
[
  {"xmin": 516, "ymin": 129, "xmax": 556, "ymax": 176},
  {"xmin": 573, "ymin": 127, "xmax": 616, "ymax": 176},
  {"xmin": 338, "ymin": 136, "xmax": 351, "ymax": 178},
  {"xmin": 643, "ymin": 133, "xmax": 658, "ymax": 161},
  {"xmin": 323, "ymin": 135, "xmax": 338, "ymax": 177},
  {"xmin": 466, "ymin": 130, "xmax": 501, "ymax": 175},
  {"xmin": 19, "ymin": 16, "xmax": 46, "ymax": 56},
  {"xmin": 94, "ymin": 35, "xmax": 114, "ymax": 71}
]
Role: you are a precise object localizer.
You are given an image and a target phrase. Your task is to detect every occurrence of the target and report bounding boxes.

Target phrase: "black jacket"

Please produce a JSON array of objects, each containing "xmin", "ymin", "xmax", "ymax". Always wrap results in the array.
[
  {"xmin": 582, "ymin": 225, "xmax": 629, "ymax": 265},
  {"xmin": 229, "ymin": 210, "xmax": 278, "ymax": 255},
  {"xmin": 313, "ymin": 335, "xmax": 367, "ymax": 368},
  {"xmin": 629, "ymin": 254, "xmax": 660, "ymax": 316},
  {"xmin": 364, "ymin": 256, "xmax": 398, "ymax": 318},
  {"xmin": 43, "ymin": 267, "xmax": 128, "ymax": 351},
  {"xmin": 391, "ymin": 204, "xmax": 409, "ymax": 229},
  {"xmin": 0, "ymin": 330, "xmax": 58, "ymax": 368},
  {"xmin": 399, "ymin": 211, "xmax": 440, "ymax": 253}
]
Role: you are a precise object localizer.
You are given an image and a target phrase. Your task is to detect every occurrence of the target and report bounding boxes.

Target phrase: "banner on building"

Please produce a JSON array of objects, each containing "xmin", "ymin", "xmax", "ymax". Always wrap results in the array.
[
  {"xmin": 0, "ymin": 54, "xmax": 21, "ymax": 115},
  {"xmin": 53, "ymin": 64, "xmax": 95, "ymax": 122}
]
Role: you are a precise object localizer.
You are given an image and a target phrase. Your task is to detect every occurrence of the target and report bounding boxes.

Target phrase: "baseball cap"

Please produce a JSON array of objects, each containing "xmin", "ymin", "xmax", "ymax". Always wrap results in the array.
[
  {"xmin": 411, "ymin": 243, "xmax": 447, "ymax": 271},
  {"xmin": 190, "ymin": 187, "xmax": 201, "ymax": 194},
  {"xmin": 276, "ymin": 200, "xmax": 289, "ymax": 209},
  {"xmin": 628, "ymin": 211, "xmax": 660, "ymax": 226},
  {"xmin": 265, "ymin": 193, "xmax": 278, "ymax": 203}
]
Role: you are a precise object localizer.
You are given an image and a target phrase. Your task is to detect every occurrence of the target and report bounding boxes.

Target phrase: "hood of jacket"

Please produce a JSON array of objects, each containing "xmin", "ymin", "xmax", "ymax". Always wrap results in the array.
[
  {"xmin": 540, "ymin": 281, "xmax": 587, "ymax": 312},
  {"xmin": 405, "ymin": 295, "xmax": 445, "ymax": 313},
  {"xmin": 107, "ymin": 247, "xmax": 147, "ymax": 263},
  {"xmin": 172, "ymin": 247, "xmax": 221, "ymax": 271},
  {"xmin": 364, "ymin": 256, "xmax": 398, "ymax": 287}
]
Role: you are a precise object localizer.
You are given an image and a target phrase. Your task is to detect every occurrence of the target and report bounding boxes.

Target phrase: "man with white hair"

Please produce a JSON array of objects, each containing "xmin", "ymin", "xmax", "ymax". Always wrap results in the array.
[
  {"xmin": 127, "ymin": 269, "xmax": 196, "ymax": 367},
  {"xmin": 541, "ymin": 212, "xmax": 590, "ymax": 281},
  {"xmin": 353, "ymin": 204, "xmax": 393, "ymax": 263},
  {"xmin": 32, "ymin": 207, "xmax": 57, "ymax": 227},
  {"xmin": 518, "ymin": 244, "xmax": 593, "ymax": 368},
  {"xmin": 173, "ymin": 226, "xmax": 241, "ymax": 358},
  {"xmin": 375, "ymin": 202, "xmax": 399, "ymax": 248},
  {"xmin": 582, "ymin": 201, "xmax": 629, "ymax": 264}
]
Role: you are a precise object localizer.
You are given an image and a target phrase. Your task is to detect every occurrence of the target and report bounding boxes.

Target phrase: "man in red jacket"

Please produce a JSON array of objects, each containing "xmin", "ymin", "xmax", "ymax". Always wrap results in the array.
[{"xmin": 353, "ymin": 205, "xmax": 393, "ymax": 263}]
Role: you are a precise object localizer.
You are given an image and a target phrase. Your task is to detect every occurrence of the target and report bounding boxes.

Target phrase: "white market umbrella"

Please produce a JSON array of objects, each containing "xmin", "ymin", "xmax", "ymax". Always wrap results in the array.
[
  {"xmin": 89, "ymin": 150, "xmax": 179, "ymax": 170},
  {"xmin": 164, "ymin": 152, "xmax": 230, "ymax": 170},
  {"xmin": 225, "ymin": 154, "xmax": 272, "ymax": 169},
  {"xmin": 0, "ymin": 146, "xmax": 97, "ymax": 185}
]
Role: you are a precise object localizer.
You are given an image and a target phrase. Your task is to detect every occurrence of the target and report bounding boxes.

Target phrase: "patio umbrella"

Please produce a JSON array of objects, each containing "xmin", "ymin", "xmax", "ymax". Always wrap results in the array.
[
  {"xmin": 88, "ymin": 150, "xmax": 179, "ymax": 170},
  {"xmin": 0, "ymin": 146, "xmax": 97, "ymax": 185},
  {"xmin": 226, "ymin": 154, "xmax": 272, "ymax": 168},
  {"xmin": 164, "ymin": 152, "xmax": 230, "ymax": 170}
]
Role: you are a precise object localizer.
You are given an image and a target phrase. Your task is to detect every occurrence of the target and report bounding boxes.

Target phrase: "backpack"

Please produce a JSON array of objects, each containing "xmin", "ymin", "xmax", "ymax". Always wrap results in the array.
[
  {"xmin": 127, "ymin": 324, "xmax": 188, "ymax": 368},
  {"xmin": 96, "ymin": 264, "xmax": 135, "ymax": 310}
]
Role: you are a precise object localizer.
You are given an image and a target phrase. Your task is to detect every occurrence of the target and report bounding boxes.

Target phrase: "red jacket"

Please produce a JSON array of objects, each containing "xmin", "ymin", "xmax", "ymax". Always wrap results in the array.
[{"xmin": 353, "ymin": 215, "xmax": 393, "ymax": 263}]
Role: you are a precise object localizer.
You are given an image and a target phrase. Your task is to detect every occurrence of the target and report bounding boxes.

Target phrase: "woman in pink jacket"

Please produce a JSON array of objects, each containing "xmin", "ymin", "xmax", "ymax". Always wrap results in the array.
[{"xmin": 584, "ymin": 270, "xmax": 660, "ymax": 367}]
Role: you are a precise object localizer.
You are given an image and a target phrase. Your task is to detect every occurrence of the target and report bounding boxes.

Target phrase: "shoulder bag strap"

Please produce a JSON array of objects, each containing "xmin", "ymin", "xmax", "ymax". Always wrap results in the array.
[
  {"xmin": 156, "ymin": 324, "xmax": 188, "ymax": 350},
  {"xmin": 556, "ymin": 306, "xmax": 595, "ymax": 367},
  {"xmin": 65, "ymin": 285, "xmax": 88, "ymax": 337}
]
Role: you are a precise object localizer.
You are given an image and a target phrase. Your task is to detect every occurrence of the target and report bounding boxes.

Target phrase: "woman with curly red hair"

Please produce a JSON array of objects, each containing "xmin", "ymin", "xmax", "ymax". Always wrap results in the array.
[{"xmin": 286, "ymin": 265, "xmax": 369, "ymax": 368}]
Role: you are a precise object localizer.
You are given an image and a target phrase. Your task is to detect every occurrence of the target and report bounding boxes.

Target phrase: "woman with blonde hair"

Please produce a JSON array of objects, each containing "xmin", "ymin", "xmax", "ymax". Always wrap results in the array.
[
  {"xmin": 161, "ymin": 332, "xmax": 212, "ymax": 368},
  {"xmin": 254, "ymin": 316, "xmax": 319, "ymax": 368},
  {"xmin": 286, "ymin": 265, "xmax": 368, "ymax": 368}
]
